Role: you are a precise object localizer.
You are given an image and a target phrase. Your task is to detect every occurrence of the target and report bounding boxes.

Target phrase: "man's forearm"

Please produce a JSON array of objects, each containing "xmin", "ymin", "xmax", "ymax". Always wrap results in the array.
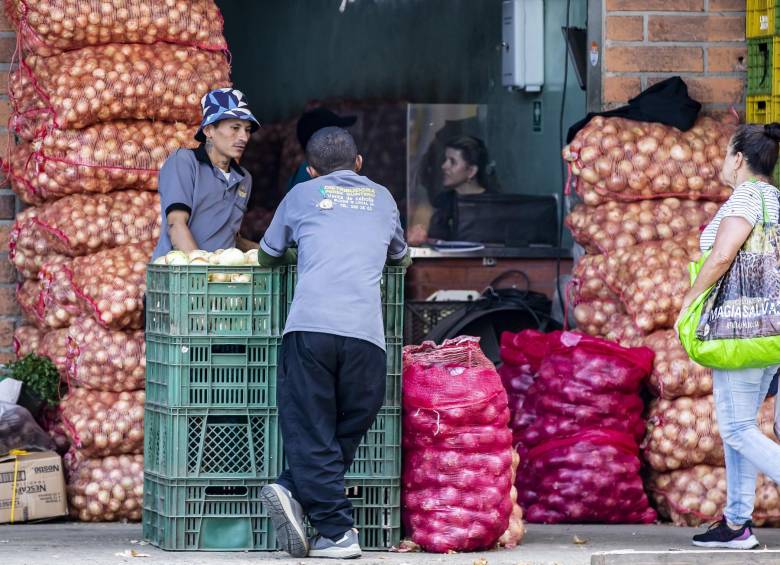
[{"xmin": 169, "ymin": 223, "xmax": 199, "ymax": 253}]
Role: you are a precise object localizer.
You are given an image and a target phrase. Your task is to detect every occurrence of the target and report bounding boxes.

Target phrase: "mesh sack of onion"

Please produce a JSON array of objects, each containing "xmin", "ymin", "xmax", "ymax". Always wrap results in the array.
[
  {"xmin": 402, "ymin": 337, "xmax": 514, "ymax": 553},
  {"xmin": 6, "ymin": 0, "xmax": 227, "ymax": 57},
  {"xmin": 9, "ymin": 43, "xmax": 229, "ymax": 139}
]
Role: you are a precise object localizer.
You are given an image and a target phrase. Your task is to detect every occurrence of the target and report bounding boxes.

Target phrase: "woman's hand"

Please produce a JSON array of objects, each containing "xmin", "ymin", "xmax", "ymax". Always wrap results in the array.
[{"xmin": 407, "ymin": 224, "xmax": 429, "ymax": 247}]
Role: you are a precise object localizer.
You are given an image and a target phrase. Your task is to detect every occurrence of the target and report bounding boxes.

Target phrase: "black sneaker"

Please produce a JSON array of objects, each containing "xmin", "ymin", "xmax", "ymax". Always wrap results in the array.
[{"xmin": 692, "ymin": 518, "xmax": 759, "ymax": 549}]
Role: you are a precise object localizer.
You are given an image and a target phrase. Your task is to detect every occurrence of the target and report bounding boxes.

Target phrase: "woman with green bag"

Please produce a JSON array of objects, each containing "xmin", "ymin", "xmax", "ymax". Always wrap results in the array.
[{"xmin": 676, "ymin": 123, "xmax": 780, "ymax": 549}]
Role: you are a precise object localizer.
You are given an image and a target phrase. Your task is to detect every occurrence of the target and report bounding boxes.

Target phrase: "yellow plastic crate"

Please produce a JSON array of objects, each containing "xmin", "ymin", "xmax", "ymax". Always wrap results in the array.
[
  {"xmin": 747, "ymin": 95, "xmax": 773, "ymax": 124},
  {"xmin": 748, "ymin": 0, "xmax": 779, "ymax": 38}
]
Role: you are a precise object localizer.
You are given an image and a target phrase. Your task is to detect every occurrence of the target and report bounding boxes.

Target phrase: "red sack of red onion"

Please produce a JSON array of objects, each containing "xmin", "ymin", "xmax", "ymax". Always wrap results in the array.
[
  {"xmin": 66, "ymin": 317, "xmax": 145, "ymax": 392},
  {"xmin": 402, "ymin": 337, "xmax": 513, "ymax": 553},
  {"xmin": 519, "ymin": 430, "xmax": 657, "ymax": 524}
]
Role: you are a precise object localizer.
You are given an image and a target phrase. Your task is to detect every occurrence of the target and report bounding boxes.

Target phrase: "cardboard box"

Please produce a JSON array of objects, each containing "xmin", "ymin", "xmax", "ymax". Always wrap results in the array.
[{"xmin": 0, "ymin": 451, "xmax": 67, "ymax": 524}]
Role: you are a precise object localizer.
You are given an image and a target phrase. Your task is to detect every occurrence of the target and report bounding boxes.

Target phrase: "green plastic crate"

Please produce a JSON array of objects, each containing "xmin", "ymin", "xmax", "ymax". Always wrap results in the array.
[
  {"xmin": 143, "ymin": 475, "xmax": 401, "ymax": 551},
  {"xmin": 385, "ymin": 337, "xmax": 402, "ymax": 407},
  {"xmin": 286, "ymin": 266, "xmax": 405, "ymax": 339},
  {"xmin": 748, "ymin": 38, "xmax": 773, "ymax": 95},
  {"xmin": 145, "ymin": 265, "xmax": 286, "ymax": 337},
  {"xmin": 143, "ymin": 475, "xmax": 274, "ymax": 551},
  {"xmin": 345, "ymin": 407, "xmax": 401, "ymax": 479},
  {"xmin": 144, "ymin": 405, "xmax": 283, "ymax": 479},
  {"xmin": 145, "ymin": 335, "xmax": 280, "ymax": 409}
]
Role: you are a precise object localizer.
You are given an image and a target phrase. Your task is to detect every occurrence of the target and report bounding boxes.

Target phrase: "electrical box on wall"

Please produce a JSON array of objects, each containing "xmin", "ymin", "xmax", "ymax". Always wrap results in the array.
[{"xmin": 501, "ymin": 0, "xmax": 544, "ymax": 92}]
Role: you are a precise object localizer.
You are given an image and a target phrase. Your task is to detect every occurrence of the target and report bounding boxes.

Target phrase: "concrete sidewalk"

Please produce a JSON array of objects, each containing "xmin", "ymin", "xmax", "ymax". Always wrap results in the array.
[{"xmin": 3, "ymin": 522, "xmax": 780, "ymax": 565}]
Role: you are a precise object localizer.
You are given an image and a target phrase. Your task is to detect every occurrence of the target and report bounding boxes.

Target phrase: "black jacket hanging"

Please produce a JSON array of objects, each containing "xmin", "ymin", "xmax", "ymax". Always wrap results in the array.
[{"xmin": 567, "ymin": 76, "xmax": 702, "ymax": 143}]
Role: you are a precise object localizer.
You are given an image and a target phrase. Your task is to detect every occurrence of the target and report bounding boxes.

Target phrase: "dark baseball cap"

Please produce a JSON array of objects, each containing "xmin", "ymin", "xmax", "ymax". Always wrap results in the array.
[{"xmin": 297, "ymin": 107, "xmax": 357, "ymax": 149}]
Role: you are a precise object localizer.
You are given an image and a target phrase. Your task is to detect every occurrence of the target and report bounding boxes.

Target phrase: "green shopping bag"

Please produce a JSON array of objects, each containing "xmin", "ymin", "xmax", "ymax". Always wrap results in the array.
[{"xmin": 677, "ymin": 193, "xmax": 780, "ymax": 369}]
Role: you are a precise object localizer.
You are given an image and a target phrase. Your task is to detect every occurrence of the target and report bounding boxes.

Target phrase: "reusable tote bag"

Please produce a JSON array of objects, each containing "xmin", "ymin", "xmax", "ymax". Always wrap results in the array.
[{"xmin": 678, "ymin": 191, "xmax": 780, "ymax": 368}]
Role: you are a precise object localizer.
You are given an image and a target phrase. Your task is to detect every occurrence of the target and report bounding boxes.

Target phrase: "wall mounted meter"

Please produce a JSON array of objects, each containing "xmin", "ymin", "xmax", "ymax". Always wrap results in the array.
[{"xmin": 501, "ymin": 0, "xmax": 544, "ymax": 92}]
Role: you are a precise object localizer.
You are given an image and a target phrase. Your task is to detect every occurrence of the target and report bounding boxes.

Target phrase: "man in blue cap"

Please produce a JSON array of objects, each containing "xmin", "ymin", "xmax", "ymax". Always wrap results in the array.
[{"xmin": 152, "ymin": 88, "xmax": 262, "ymax": 260}]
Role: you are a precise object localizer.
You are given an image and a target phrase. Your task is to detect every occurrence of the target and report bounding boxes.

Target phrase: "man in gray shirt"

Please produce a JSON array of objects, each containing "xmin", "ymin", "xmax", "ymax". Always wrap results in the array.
[
  {"xmin": 152, "ymin": 88, "xmax": 260, "ymax": 260},
  {"xmin": 259, "ymin": 127, "xmax": 408, "ymax": 559}
]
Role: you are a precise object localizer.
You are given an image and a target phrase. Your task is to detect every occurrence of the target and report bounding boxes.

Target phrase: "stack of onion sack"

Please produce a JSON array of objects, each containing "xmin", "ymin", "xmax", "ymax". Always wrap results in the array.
[
  {"xmin": 402, "ymin": 337, "xmax": 515, "ymax": 553},
  {"xmin": 506, "ymin": 331, "xmax": 656, "ymax": 524},
  {"xmin": 643, "ymin": 393, "xmax": 780, "ymax": 525}
]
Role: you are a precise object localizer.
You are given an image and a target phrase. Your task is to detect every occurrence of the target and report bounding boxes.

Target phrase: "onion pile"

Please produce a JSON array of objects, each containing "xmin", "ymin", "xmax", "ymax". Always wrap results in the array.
[
  {"xmin": 643, "ymin": 330, "xmax": 712, "ymax": 399},
  {"xmin": 39, "ymin": 255, "xmax": 85, "ymax": 328},
  {"xmin": 60, "ymin": 388, "xmax": 144, "ymax": 458},
  {"xmin": 649, "ymin": 465, "xmax": 780, "ymax": 527},
  {"xmin": 573, "ymin": 298, "xmax": 625, "ymax": 337},
  {"xmin": 37, "ymin": 327, "xmax": 70, "ymax": 377},
  {"xmin": 9, "ymin": 0, "xmax": 227, "ymax": 57},
  {"xmin": 607, "ymin": 236, "xmax": 699, "ymax": 332},
  {"xmin": 70, "ymin": 240, "xmax": 155, "ymax": 330},
  {"xmin": 644, "ymin": 396, "xmax": 776, "ymax": 472},
  {"xmin": 504, "ymin": 331, "xmax": 656, "ymax": 524},
  {"xmin": 17, "ymin": 279, "xmax": 44, "ymax": 326},
  {"xmin": 402, "ymin": 338, "xmax": 513, "ymax": 553},
  {"xmin": 10, "ymin": 43, "xmax": 230, "ymax": 138},
  {"xmin": 566, "ymin": 199, "xmax": 718, "ymax": 254},
  {"xmin": 497, "ymin": 450, "xmax": 526, "ymax": 548},
  {"xmin": 518, "ymin": 434, "xmax": 657, "ymax": 524},
  {"xmin": 563, "ymin": 115, "xmax": 736, "ymax": 205},
  {"xmin": 66, "ymin": 453, "xmax": 143, "ymax": 522},
  {"xmin": 13, "ymin": 325, "xmax": 44, "ymax": 357},
  {"xmin": 10, "ymin": 191, "xmax": 160, "ymax": 279},
  {"xmin": 66, "ymin": 317, "xmax": 145, "ymax": 392},
  {"xmin": 7, "ymin": 123, "xmax": 197, "ymax": 200},
  {"xmin": 571, "ymin": 254, "xmax": 618, "ymax": 302}
]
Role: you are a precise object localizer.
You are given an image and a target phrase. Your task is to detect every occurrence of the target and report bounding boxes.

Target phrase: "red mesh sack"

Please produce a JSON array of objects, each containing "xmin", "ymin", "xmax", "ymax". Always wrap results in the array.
[
  {"xmin": 10, "ymin": 43, "xmax": 230, "ymax": 139},
  {"xmin": 66, "ymin": 317, "xmax": 145, "ymax": 392},
  {"xmin": 39, "ymin": 255, "xmax": 85, "ymax": 328},
  {"xmin": 518, "ymin": 430, "xmax": 657, "ymax": 524},
  {"xmin": 5, "ymin": 123, "xmax": 197, "ymax": 201},
  {"xmin": 13, "ymin": 324, "xmax": 44, "ymax": 358},
  {"xmin": 498, "ymin": 330, "xmax": 551, "ymax": 454},
  {"xmin": 649, "ymin": 465, "xmax": 780, "ymax": 527},
  {"xmin": 566, "ymin": 198, "xmax": 718, "ymax": 255},
  {"xmin": 65, "ymin": 452, "xmax": 143, "ymax": 522},
  {"xmin": 402, "ymin": 337, "xmax": 513, "ymax": 553},
  {"xmin": 515, "ymin": 332, "xmax": 652, "ymax": 450},
  {"xmin": 562, "ymin": 115, "xmax": 736, "ymax": 205},
  {"xmin": 37, "ymin": 327, "xmax": 70, "ymax": 377},
  {"xmin": 643, "ymin": 330, "xmax": 712, "ymax": 399},
  {"xmin": 7, "ymin": 0, "xmax": 227, "ymax": 57},
  {"xmin": 572, "ymin": 298, "xmax": 645, "ymax": 345},
  {"xmin": 10, "ymin": 191, "xmax": 160, "ymax": 280},
  {"xmin": 571, "ymin": 254, "xmax": 618, "ymax": 303},
  {"xmin": 644, "ymin": 396, "xmax": 777, "ymax": 472},
  {"xmin": 60, "ymin": 388, "xmax": 144, "ymax": 458}
]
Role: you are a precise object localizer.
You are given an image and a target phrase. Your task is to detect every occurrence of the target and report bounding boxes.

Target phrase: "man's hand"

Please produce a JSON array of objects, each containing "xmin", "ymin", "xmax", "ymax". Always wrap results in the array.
[
  {"xmin": 257, "ymin": 247, "xmax": 297, "ymax": 267},
  {"xmin": 387, "ymin": 250, "xmax": 412, "ymax": 268},
  {"xmin": 236, "ymin": 235, "xmax": 260, "ymax": 251}
]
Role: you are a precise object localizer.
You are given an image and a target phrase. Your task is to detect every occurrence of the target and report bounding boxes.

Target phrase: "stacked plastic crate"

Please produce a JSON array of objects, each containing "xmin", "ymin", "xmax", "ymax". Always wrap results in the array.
[
  {"xmin": 746, "ymin": 1, "xmax": 780, "ymax": 184},
  {"xmin": 286, "ymin": 266, "xmax": 405, "ymax": 550},
  {"xmin": 142, "ymin": 264, "xmax": 404, "ymax": 551},
  {"xmin": 142, "ymin": 263, "xmax": 288, "ymax": 551}
]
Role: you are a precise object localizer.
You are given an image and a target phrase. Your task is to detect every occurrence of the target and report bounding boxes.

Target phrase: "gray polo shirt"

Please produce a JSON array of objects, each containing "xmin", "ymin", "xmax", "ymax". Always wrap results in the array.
[
  {"xmin": 261, "ymin": 169, "xmax": 407, "ymax": 350},
  {"xmin": 152, "ymin": 145, "xmax": 252, "ymax": 260}
]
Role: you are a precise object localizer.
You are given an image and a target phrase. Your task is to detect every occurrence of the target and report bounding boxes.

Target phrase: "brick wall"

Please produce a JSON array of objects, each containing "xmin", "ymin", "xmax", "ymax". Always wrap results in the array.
[
  {"xmin": 0, "ymin": 12, "xmax": 17, "ymax": 364},
  {"xmin": 602, "ymin": 0, "xmax": 747, "ymax": 113}
]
